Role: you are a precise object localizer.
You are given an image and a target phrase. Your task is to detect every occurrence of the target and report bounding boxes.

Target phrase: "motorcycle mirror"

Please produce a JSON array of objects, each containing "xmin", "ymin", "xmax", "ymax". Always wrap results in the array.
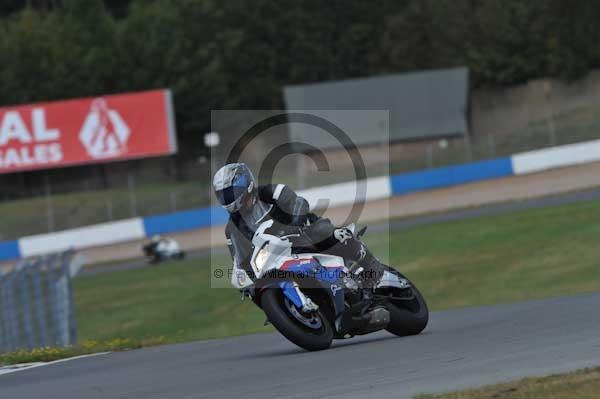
[{"xmin": 356, "ymin": 226, "xmax": 368, "ymax": 238}]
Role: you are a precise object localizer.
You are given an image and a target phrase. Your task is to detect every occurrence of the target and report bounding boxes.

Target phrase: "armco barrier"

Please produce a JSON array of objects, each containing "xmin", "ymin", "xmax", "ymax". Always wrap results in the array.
[
  {"xmin": 391, "ymin": 158, "xmax": 513, "ymax": 195},
  {"xmin": 297, "ymin": 176, "xmax": 391, "ymax": 209},
  {"xmin": 2, "ymin": 138, "xmax": 600, "ymax": 261},
  {"xmin": 0, "ymin": 240, "xmax": 20, "ymax": 262},
  {"xmin": 18, "ymin": 218, "xmax": 145, "ymax": 258},
  {"xmin": 143, "ymin": 178, "xmax": 391, "ymax": 236},
  {"xmin": 511, "ymin": 138, "xmax": 600, "ymax": 175},
  {"xmin": 143, "ymin": 206, "xmax": 229, "ymax": 236}
]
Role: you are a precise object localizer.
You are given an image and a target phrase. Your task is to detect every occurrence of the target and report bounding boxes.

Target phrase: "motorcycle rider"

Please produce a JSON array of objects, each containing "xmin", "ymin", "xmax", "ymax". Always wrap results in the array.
[
  {"xmin": 212, "ymin": 163, "xmax": 384, "ymax": 289},
  {"xmin": 143, "ymin": 235, "xmax": 183, "ymax": 263}
]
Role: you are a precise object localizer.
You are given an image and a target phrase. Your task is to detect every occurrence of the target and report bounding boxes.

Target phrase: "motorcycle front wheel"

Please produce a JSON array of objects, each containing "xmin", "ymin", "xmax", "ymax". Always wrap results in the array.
[{"xmin": 261, "ymin": 288, "xmax": 333, "ymax": 351}]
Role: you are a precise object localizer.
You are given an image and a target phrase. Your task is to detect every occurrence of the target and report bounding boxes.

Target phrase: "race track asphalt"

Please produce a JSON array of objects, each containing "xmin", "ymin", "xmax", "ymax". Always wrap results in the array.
[{"xmin": 3, "ymin": 292, "xmax": 600, "ymax": 399}]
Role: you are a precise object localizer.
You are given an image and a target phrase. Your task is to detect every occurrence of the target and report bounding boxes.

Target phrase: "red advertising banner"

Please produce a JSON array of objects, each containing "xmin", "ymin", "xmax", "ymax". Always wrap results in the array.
[{"xmin": 0, "ymin": 89, "xmax": 177, "ymax": 174}]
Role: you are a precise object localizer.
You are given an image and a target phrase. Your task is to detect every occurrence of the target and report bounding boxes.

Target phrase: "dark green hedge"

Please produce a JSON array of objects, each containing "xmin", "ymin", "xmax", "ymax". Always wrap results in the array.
[{"xmin": 1, "ymin": 0, "xmax": 598, "ymax": 155}]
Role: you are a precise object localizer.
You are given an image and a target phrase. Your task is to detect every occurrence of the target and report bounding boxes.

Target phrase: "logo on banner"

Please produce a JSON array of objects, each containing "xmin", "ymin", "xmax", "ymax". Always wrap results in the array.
[{"xmin": 79, "ymin": 99, "xmax": 130, "ymax": 158}]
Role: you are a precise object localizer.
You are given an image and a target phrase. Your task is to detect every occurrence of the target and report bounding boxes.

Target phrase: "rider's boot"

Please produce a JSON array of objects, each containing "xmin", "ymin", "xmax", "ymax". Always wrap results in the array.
[
  {"xmin": 323, "ymin": 227, "xmax": 385, "ymax": 289},
  {"xmin": 332, "ymin": 227, "xmax": 384, "ymax": 289}
]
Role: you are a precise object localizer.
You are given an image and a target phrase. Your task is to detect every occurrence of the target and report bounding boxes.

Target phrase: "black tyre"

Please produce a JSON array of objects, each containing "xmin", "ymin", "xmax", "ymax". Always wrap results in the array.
[
  {"xmin": 383, "ymin": 270, "xmax": 429, "ymax": 337},
  {"xmin": 261, "ymin": 288, "xmax": 333, "ymax": 351}
]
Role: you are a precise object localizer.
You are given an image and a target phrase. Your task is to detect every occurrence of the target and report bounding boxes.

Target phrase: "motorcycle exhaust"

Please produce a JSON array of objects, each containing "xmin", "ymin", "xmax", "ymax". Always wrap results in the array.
[
  {"xmin": 361, "ymin": 307, "xmax": 390, "ymax": 334},
  {"xmin": 337, "ymin": 304, "xmax": 391, "ymax": 337}
]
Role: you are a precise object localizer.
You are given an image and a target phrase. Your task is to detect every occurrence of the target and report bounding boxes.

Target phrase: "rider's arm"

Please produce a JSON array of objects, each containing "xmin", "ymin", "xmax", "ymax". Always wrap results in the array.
[
  {"xmin": 225, "ymin": 222, "xmax": 246, "ymax": 269},
  {"xmin": 225, "ymin": 223, "xmax": 236, "ymax": 263},
  {"xmin": 260, "ymin": 184, "xmax": 310, "ymax": 226},
  {"xmin": 225, "ymin": 222, "xmax": 253, "ymax": 289}
]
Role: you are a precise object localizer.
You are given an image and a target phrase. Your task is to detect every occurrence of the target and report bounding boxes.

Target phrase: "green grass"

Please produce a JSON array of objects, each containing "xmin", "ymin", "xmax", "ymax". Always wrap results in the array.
[
  {"xmin": 383, "ymin": 200, "xmax": 600, "ymax": 310},
  {"xmin": 0, "ymin": 338, "xmax": 146, "ymax": 366},
  {"xmin": 416, "ymin": 367, "xmax": 600, "ymax": 399},
  {"xmin": 73, "ymin": 256, "xmax": 271, "ymax": 344}
]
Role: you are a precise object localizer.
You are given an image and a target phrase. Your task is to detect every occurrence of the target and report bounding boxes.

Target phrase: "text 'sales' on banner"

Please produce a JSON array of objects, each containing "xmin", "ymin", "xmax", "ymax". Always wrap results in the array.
[{"xmin": 0, "ymin": 89, "xmax": 177, "ymax": 174}]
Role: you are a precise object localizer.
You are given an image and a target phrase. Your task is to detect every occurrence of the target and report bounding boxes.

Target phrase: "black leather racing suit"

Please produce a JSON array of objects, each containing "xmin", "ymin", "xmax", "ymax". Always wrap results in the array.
[{"xmin": 225, "ymin": 184, "xmax": 381, "ymax": 281}]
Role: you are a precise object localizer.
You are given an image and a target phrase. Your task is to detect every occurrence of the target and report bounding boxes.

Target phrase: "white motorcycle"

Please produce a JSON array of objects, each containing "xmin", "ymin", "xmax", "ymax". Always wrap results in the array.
[
  {"xmin": 142, "ymin": 236, "xmax": 186, "ymax": 264},
  {"xmin": 236, "ymin": 219, "xmax": 429, "ymax": 351}
]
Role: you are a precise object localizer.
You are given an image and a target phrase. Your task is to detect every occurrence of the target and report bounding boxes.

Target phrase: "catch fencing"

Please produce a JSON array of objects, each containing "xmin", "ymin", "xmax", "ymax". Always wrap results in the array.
[{"xmin": 0, "ymin": 251, "xmax": 80, "ymax": 353}]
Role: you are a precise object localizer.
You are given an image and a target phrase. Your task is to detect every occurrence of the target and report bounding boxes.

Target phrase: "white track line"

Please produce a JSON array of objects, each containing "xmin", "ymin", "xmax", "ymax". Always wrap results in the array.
[{"xmin": 0, "ymin": 352, "xmax": 110, "ymax": 376}]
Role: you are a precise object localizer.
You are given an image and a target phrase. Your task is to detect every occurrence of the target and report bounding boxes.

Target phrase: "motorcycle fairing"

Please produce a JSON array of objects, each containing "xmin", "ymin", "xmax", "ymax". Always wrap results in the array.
[
  {"xmin": 376, "ymin": 271, "xmax": 411, "ymax": 289},
  {"xmin": 278, "ymin": 281, "xmax": 307, "ymax": 309}
]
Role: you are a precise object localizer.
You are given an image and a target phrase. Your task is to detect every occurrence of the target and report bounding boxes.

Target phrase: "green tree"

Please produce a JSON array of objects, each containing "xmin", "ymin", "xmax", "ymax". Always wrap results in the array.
[{"xmin": 2, "ymin": 0, "xmax": 600, "ymax": 165}]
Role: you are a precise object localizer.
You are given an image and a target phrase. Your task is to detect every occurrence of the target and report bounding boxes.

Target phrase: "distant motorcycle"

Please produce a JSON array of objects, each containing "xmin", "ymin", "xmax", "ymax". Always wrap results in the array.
[
  {"xmin": 142, "ymin": 236, "xmax": 186, "ymax": 264},
  {"xmin": 237, "ymin": 219, "xmax": 429, "ymax": 351}
]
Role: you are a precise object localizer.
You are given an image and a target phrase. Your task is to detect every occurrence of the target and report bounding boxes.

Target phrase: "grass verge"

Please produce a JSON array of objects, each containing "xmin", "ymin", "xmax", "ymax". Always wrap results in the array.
[
  {"xmin": 416, "ymin": 367, "xmax": 600, "ymax": 399},
  {"xmin": 0, "ymin": 338, "xmax": 144, "ymax": 365}
]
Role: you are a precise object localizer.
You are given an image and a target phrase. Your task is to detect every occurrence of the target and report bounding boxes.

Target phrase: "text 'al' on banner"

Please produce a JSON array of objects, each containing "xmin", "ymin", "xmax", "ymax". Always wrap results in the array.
[{"xmin": 0, "ymin": 89, "xmax": 177, "ymax": 173}]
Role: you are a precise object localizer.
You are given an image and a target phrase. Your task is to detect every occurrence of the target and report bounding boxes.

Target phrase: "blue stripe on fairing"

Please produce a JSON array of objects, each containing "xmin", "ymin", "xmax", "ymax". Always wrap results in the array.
[
  {"xmin": 0, "ymin": 240, "xmax": 21, "ymax": 261},
  {"xmin": 390, "ymin": 157, "xmax": 514, "ymax": 195},
  {"xmin": 143, "ymin": 206, "xmax": 229, "ymax": 236}
]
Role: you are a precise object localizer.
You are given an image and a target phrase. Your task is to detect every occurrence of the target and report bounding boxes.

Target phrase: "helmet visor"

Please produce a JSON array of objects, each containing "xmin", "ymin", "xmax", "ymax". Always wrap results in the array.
[{"xmin": 216, "ymin": 186, "xmax": 248, "ymax": 208}]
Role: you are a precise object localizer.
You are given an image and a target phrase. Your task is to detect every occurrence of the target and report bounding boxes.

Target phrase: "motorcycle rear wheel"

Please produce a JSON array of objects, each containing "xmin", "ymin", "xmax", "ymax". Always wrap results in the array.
[
  {"xmin": 383, "ymin": 270, "xmax": 429, "ymax": 337},
  {"xmin": 261, "ymin": 288, "xmax": 333, "ymax": 351}
]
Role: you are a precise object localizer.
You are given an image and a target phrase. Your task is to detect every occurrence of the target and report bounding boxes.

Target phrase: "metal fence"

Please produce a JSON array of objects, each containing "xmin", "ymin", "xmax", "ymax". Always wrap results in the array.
[{"xmin": 0, "ymin": 251, "xmax": 80, "ymax": 353}]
